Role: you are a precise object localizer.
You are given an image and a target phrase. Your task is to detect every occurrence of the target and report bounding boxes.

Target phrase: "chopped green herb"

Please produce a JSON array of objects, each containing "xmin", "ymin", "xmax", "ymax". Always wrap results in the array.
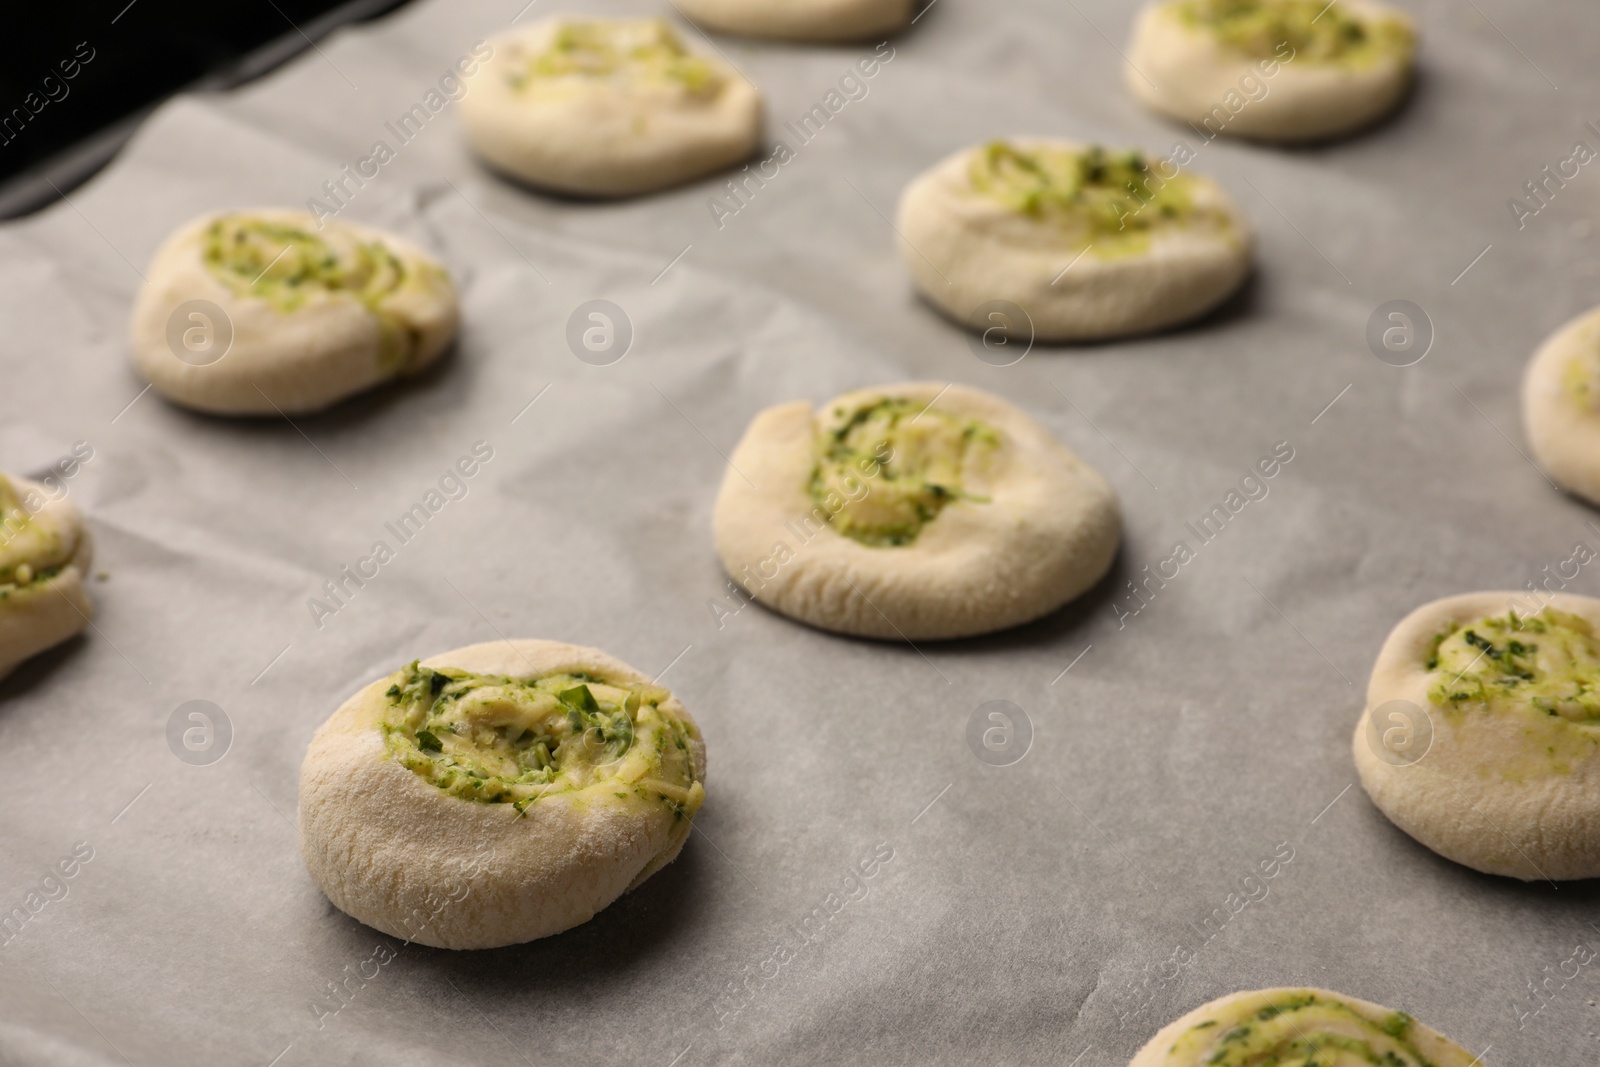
[
  {"xmin": 559, "ymin": 684, "xmax": 600, "ymax": 713},
  {"xmin": 517, "ymin": 18, "xmax": 723, "ymax": 98},
  {"xmin": 379, "ymin": 661, "xmax": 702, "ymax": 817},
  {"xmin": 810, "ymin": 396, "xmax": 1000, "ymax": 548},
  {"xmin": 1165, "ymin": 991, "xmax": 1446, "ymax": 1066},
  {"xmin": 1426, "ymin": 609, "xmax": 1600, "ymax": 723},
  {"xmin": 200, "ymin": 215, "xmax": 447, "ymax": 374},
  {"xmin": 1174, "ymin": 0, "xmax": 1414, "ymax": 66},
  {"xmin": 967, "ymin": 141, "xmax": 1228, "ymax": 259}
]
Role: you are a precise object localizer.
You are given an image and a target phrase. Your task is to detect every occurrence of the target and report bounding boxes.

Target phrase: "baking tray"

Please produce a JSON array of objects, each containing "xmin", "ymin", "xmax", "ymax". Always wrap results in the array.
[{"xmin": 0, "ymin": 0, "xmax": 1595, "ymax": 1063}]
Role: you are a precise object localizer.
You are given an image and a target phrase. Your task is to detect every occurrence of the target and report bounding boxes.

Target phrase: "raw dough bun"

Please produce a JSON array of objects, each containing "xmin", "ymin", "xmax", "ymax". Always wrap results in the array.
[
  {"xmin": 129, "ymin": 210, "xmax": 458, "ymax": 416},
  {"xmin": 713, "ymin": 381, "xmax": 1120, "ymax": 640},
  {"xmin": 676, "ymin": 0, "xmax": 911, "ymax": 42},
  {"xmin": 1131, "ymin": 988, "xmax": 1477, "ymax": 1067},
  {"xmin": 0, "ymin": 474, "xmax": 93, "ymax": 680},
  {"xmin": 1354, "ymin": 592, "xmax": 1600, "ymax": 881},
  {"xmin": 1126, "ymin": 0, "xmax": 1417, "ymax": 143},
  {"xmin": 298, "ymin": 640, "xmax": 708, "ymax": 950},
  {"xmin": 1524, "ymin": 304, "xmax": 1600, "ymax": 505},
  {"xmin": 895, "ymin": 139, "xmax": 1251, "ymax": 342},
  {"xmin": 460, "ymin": 17, "xmax": 762, "ymax": 197}
]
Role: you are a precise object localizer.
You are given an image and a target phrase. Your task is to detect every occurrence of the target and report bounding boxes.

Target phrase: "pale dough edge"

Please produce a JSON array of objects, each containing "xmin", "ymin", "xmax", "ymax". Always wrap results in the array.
[
  {"xmin": 459, "ymin": 19, "xmax": 764, "ymax": 197},
  {"xmin": 895, "ymin": 140, "xmax": 1252, "ymax": 342},
  {"xmin": 1523, "ymin": 304, "xmax": 1600, "ymax": 506},
  {"xmin": 129, "ymin": 210, "xmax": 459, "ymax": 416},
  {"xmin": 712, "ymin": 381, "xmax": 1121, "ymax": 640},
  {"xmin": 1353, "ymin": 591, "xmax": 1600, "ymax": 881},
  {"xmin": 674, "ymin": 0, "xmax": 912, "ymax": 41},
  {"xmin": 0, "ymin": 478, "xmax": 93, "ymax": 681},
  {"xmin": 1129, "ymin": 987, "xmax": 1477, "ymax": 1067},
  {"xmin": 297, "ymin": 639, "xmax": 707, "ymax": 950},
  {"xmin": 1124, "ymin": 0, "xmax": 1415, "ymax": 143}
]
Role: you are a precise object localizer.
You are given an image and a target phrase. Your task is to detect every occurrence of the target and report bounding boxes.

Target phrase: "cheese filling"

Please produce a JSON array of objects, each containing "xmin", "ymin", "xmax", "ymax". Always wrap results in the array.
[
  {"xmin": 0, "ymin": 476, "xmax": 77, "ymax": 601},
  {"xmin": 968, "ymin": 142, "xmax": 1226, "ymax": 257},
  {"xmin": 382, "ymin": 662, "xmax": 704, "ymax": 818},
  {"xmin": 1426, "ymin": 609, "xmax": 1600, "ymax": 724},
  {"xmin": 1162, "ymin": 993, "xmax": 1440, "ymax": 1067},
  {"xmin": 1561, "ymin": 350, "xmax": 1599, "ymax": 412},
  {"xmin": 202, "ymin": 214, "xmax": 448, "ymax": 372},
  {"xmin": 1173, "ymin": 0, "xmax": 1414, "ymax": 66},
  {"xmin": 513, "ymin": 19, "xmax": 724, "ymax": 98},
  {"xmin": 812, "ymin": 397, "xmax": 999, "ymax": 547}
]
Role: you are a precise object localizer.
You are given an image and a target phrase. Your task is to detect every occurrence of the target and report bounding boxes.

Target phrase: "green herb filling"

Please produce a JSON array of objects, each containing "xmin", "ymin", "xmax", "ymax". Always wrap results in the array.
[
  {"xmin": 1174, "ymin": 0, "xmax": 1414, "ymax": 65},
  {"xmin": 1426, "ymin": 609, "xmax": 1600, "ymax": 724},
  {"xmin": 968, "ymin": 142, "xmax": 1224, "ymax": 257},
  {"xmin": 514, "ymin": 19, "xmax": 723, "ymax": 96},
  {"xmin": 381, "ymin": 661, "xmax": 702, "ymax": 818},
  {"xmin": 1561, "ymin": 352, "xmax": 1598, "ymax": 411},
  {"xmin": 201, "ymin": 215, "xmax": 447, "ymax": 373},
  {"xmin": 0, "ymin": 475, "xmax": 73, "ymax": 597},
  {"xmin": 1167, "ymin": 992, "xmax": 1440, "ymax": 1066},
  {"xmin": 811, "ymin": 397, "xmax": 999, "ymax": 548}
]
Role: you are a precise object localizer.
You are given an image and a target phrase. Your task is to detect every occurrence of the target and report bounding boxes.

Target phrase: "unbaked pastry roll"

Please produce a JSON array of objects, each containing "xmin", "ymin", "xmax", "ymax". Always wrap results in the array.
[
  {"xmin": 460, "ymin": 17, "xmax": 762, "ymax": 197},
  {"xmin": 1126, "ymin": 0, "xmax": 1417, "ymax": 142},
  {"xmin": 299, "ymin": 640, "xmax": 707, "ymax": 949},
  {"xmin": 1354, "ymin": 592, "xmax": 1600, "ymax": 881},
  {"xmin": 0, "ymin": 473, "xmax": 93, "ymax": 680},
  {"xmin": 1524, "ymin": 304, "xmax": 1600, "ymax": 505},
  {"xmin": 1131, "ymin": 988, "xmax": 1477, "ymax": 1067},
  {"xmin": 896, "ymin": 139, "xmax": 1251, "ymax": 342},
  {"xmin": 675, "ymin": 0, "xmax": 911, "ymax": 42},
  {"xmin": 713, "ymin": 382, "xmax": 1120, "ymax": 640},
  {"xmin": 130, "ymin": 210, "xmax": 459, "ymax": 416}
]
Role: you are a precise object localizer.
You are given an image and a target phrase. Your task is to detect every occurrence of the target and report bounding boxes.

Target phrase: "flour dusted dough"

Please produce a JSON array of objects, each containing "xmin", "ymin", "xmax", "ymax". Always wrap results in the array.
[
  {"xmin": 298, "ymin": 640, "xmax": 707, "ymax": 950},
  {"xmin": 676, "ymin": 0, "xmax": 911, "ymax": 42},
  {"xmin": 896, "ymin": 139, "xmax": 1251, "ymax": 342},
  {"xmin": 1126, "ymin": 0, "xmax": 1417, "ymax": 142},
  {"xmin": 129, "ymin": 210, "xmax": 459, "ymax": 416},
  {"xmin": 0, "ymin": 474, "xmax": 93, "ymax": 680},
  {"xmin": 1524, "ymin": 304, "xmax": 1600, "ymax": 505},
  {"xmin": 713, "ymin": 382, "xmax": 1120, "ymax": 640},
  {"xmin": 460, "ymin": 17, "xmax": 762, "ymax": 197},
  {"xmin": 1131, "ymin": 988, "xmax": 1477, "ymax": 1067},
  {"xmin": 1354, "ymin": 592, "xmax": 1600, "ymax": 881}
]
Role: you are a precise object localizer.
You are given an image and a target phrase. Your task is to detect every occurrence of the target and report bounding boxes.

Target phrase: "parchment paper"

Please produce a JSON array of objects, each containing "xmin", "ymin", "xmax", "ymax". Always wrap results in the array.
[{"xmin": 1, "ymin": 0, "xmax": 1597, "ymax": 1063}]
